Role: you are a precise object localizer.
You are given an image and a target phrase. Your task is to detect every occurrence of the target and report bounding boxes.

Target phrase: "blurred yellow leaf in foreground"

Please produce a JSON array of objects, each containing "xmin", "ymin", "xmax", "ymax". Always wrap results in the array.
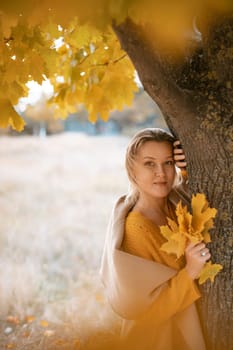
[{"xmin": 0, "ymin": 99, "xmax": 25, "ymax": 131}]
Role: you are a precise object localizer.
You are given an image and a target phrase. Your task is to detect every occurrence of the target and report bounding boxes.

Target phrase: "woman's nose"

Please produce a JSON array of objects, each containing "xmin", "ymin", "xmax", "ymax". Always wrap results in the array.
[{"xmin": 154, "ymin": 165, "xmax": 165, "ymax": 176}]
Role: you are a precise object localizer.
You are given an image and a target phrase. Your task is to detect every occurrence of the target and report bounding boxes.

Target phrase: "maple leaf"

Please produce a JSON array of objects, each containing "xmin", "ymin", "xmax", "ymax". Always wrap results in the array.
[
  {"xmin": 159, "ymin": 193, "xmax": 223, "ymax": 284},
  {"xmin": 198, "ymin": 262, "xmax": 223, "ymax": 284},
  {"xmin": 160, "ymin": 218, "xmax": 186, "ymax": 258},
  {"xmin": 28, "ymin": 53, "xmax": 45, "ymax": 84},
  {"xmin": 0, "ymin": 0, "xmax": 231, "ymax": 131},
  {"xmin": 191, "ymin": 193, "xmax": 217, "ymax": 234},
  {"xmin": 175, "ymin": 202, "xmax": 193, "ymax": 235},
  {"xmin": 40, "ymin": 319, "xmax": 49, "ymax": 327},
  {"xmin": 0, "ymin": 98, "xmax": 25, "ymax": 131},
  {"xmin": 160, "ymin": 236, "xmax": 185, "ymax": 259}
]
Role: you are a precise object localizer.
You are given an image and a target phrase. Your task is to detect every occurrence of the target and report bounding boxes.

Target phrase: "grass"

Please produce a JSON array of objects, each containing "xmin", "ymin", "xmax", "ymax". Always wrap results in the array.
[{"xmin": 0, "ymin": 133, "xmax": 129, "ymax": 349}]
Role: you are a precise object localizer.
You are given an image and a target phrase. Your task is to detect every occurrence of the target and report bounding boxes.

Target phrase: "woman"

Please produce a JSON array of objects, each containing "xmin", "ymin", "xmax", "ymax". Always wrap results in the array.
[{"xmin": 100, "ymin": 128, "xmax": 209, "ymax": 350}]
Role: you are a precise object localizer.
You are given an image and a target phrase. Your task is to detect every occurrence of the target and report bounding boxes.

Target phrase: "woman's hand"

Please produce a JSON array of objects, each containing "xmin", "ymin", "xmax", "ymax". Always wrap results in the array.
[
  {"xmin": 173, "ymin": 140, "xmax": 187, "ymax": 170},
  {"xmin": 185, "ymin": 242, "xmax": 211, "ymax": 280}
]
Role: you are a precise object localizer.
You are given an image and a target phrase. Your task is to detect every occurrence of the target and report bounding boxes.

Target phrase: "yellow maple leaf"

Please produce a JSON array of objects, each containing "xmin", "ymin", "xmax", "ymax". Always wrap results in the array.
[
  {"xmin": 191, "ymin": 193, "xmax": 217, "ymax": 234},
  {"xmin": 160, "ymin": 193, "xmax": 222, "ymax": 284},
  {"xmin": 160, "ymin": 219, "xmax": 178, "ymax": 240},
  {"xmin": 7, "ymin": 81, "xmax": 27, "ymax": 105},
  {"xmin": 67, "ymin": 24, "xmax": 93, "ymax": 48},
  {"xmin": 202, "ymin": 231, "xmax": 211, "ymax": 243},
  {"xmin": 4, "ymin": 60, "xmax": 22, "ymax": 84},
  {"xmin": 160, "ymin": 236, "xmax": 185, "ymax": 258},
  {"xmin": 40, "ymin": 320, "xmax": 49, "ymax": 327},
  {"xmin": 28, "ymin": 53, "xmax": 45, "ymax": 84},
  {"xmin": 166, "ymin": 217, "xmax": 179, "ymax": 232},
  {"xmin": 184, "ymin": 230, "xmax": 203, "ymax": 244},
  {"xmin": 198, "ymin": 262, "xmax": 223, "ymax": 284},
  {"xmin": 0, "ymin": 98, "xmax": 25, "ymax": 131},
  {"xmin": 175, "ymin": 202, "xmax": 193, "ymax": 235},
  {"xmin": 160, "ymin": 218, "xmax": 186, "ymax": 258}
]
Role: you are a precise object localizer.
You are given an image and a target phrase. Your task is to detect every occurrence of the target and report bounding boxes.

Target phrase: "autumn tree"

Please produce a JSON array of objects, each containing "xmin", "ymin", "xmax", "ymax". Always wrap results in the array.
[{"xmin": 0, "ymin": 1, "xmax": 232, "ymax": 349}]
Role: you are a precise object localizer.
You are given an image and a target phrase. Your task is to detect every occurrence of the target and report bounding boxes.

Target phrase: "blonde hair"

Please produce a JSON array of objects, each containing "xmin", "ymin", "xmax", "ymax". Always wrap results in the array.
[{"xmin": 125, "ymin": 128, "xmax": 182, "ymax": 203}]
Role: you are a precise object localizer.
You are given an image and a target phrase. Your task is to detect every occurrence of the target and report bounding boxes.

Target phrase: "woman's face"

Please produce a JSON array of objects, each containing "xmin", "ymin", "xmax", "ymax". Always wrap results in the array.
[{"xmin": 132, "ymin": 141, "xmax": 176, "ymax": 199}]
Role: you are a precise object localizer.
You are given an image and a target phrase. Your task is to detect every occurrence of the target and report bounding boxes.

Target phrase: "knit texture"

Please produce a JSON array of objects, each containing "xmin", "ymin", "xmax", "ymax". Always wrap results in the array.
[{"xmin": 121, "ymin": 205, "xmax": 201, "ymax": 350}]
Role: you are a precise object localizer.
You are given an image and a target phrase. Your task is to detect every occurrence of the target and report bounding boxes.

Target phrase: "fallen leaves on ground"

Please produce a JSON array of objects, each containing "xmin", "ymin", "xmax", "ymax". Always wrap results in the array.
[{"xmin": 1, "ymin": 315, "xmax": 119, "ymax": 350}]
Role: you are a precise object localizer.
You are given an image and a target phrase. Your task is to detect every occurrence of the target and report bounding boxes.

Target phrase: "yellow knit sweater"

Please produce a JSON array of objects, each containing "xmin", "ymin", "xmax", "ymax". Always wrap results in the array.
[
  {"xmin": 122, "ymin": 210, "xmax": 185, "ymax": 270},
  {"xmin": 121, "ymin": 206, "xmax": 201, "ymax": 350}
]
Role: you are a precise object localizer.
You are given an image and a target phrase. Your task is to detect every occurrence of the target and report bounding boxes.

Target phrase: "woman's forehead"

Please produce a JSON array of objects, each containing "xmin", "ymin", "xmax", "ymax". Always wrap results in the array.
[{"xmin": 137, "ymin": 141, "xmax": 173, "ymax": 155}]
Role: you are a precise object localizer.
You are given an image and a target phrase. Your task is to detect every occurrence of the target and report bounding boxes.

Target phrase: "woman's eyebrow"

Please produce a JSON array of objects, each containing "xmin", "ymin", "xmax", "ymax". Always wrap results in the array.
[{"xmin": 143, "ymin": 155, "xmax": 173, "ymax": 159}]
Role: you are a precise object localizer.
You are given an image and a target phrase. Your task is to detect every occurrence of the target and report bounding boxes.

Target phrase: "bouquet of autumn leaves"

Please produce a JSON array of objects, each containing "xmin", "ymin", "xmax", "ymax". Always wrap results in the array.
[{"xmin": 160, "ymin": 193, "xmax": 223, "ymax": 284}]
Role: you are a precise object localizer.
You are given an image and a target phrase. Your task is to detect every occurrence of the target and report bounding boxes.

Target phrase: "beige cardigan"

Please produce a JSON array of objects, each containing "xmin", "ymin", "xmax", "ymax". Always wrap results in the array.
[{"xmin": 100, "ymin": 187, "xmax": 206, "ymax": 350}]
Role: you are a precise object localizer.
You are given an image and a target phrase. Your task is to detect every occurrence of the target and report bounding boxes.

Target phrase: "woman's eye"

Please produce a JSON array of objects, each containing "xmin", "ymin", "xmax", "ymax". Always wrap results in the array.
[
  {"xmin": 165, "ymin": 160, "xmax": 174, "ymax": 165},
  {"xmin": 145, "ymin": 161, "xmax": 155, "ymax": 167}
]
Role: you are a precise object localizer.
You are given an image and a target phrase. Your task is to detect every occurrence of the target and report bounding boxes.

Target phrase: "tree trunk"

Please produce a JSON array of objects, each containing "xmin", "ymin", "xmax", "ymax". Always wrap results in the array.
[{"xmin": 113, "ymin": 14, "xmax": 233, "ymax": 350}]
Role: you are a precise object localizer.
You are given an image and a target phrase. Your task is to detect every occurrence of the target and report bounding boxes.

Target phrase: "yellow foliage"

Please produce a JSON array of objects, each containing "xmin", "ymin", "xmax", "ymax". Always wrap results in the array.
[
  {"xmin": 48, "ymin": 24, "xmax": 138, "ymax": 123},
  {"xmin": 0, "ymin": 0, "xmax": 232, "ymax": 130},
  {"xmin": 160, "ymin": 193, "xmax": 223, "ymax": 284},
  {"xmin": 191, "ymin": 193, "xmax": 217, "ymax": 235},
  {"xmin": 198, "ymin": 261, "xmax": 223, "ymax": 285},
  {"xmin": 0, "ymin": 98, "xmax": 25, "ymax": 131}
]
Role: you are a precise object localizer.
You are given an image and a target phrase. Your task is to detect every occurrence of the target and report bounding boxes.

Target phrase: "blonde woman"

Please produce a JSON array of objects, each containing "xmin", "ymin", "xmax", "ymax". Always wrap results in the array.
[{"xmin": 100, "ymin": 128, "xmax": 209, "ymax": 350}]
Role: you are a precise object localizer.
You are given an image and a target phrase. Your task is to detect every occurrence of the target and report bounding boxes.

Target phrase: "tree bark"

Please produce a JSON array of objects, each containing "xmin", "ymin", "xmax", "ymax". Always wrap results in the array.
[{"xmin": 113, "ymin": 14, "xmax": 233, "ymax": 350}]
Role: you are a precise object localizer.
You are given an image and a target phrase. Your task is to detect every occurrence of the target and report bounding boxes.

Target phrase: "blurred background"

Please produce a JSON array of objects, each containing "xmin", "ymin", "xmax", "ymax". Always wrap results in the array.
[{"xmin": 0, "ymin": 86, "xmax": 168, "ymax": 348}]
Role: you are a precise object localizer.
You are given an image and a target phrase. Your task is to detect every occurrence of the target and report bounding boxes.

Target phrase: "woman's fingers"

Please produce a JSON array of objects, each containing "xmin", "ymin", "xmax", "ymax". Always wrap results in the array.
[
  {"xmin": 173, "ymin": 141, "xmax": 187, "ymax": 168},
  {"xmin": 173, "ymin": 147, "xmax": 184, "ymax": 155},
  {"xmin": 185, "ymin": 242, "xmax": 211, "ymax": 279},
  {"xmin": 185, "ymin": 242, "xmax": 211, "ymax": 259},
  {"xmin": 176, "ymin": 161, "xmax": 187, "ymax": 168},
  {"xmin": 173, "ymin": 140, "xmax": 181, "ymax": 148},
  {"xmin": 185, "ymin": 241, "xmax": 197, "ymax": 251},
  {"xmin": 186, "ymin": 242, "xmax": 207, "ymax": 251},
  {"xmin": 199, "ymin": 248, "xmax": 211, "ymax": 259},
  {"xmin": 174, "ymin": 154, "xmax": 186, "ymax": 162}
]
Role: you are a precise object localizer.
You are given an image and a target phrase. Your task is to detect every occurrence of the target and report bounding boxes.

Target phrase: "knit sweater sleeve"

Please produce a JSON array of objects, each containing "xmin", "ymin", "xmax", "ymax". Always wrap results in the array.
[{"xmin": 122, "ymin": 214, "xmax": 200, "ymax": 324}]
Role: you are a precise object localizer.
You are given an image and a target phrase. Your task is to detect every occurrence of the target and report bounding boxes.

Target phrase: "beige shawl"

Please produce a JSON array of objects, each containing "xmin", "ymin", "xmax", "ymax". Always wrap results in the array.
[{"xmin": 100, "ymin": 186, "xmax": 206, "ymax": 349}]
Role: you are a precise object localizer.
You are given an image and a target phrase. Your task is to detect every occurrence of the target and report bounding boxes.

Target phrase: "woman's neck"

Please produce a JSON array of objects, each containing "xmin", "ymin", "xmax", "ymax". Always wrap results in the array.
[{"xmin": 133, "ymin": 195, "xmax": 171, "ymax": 225}]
